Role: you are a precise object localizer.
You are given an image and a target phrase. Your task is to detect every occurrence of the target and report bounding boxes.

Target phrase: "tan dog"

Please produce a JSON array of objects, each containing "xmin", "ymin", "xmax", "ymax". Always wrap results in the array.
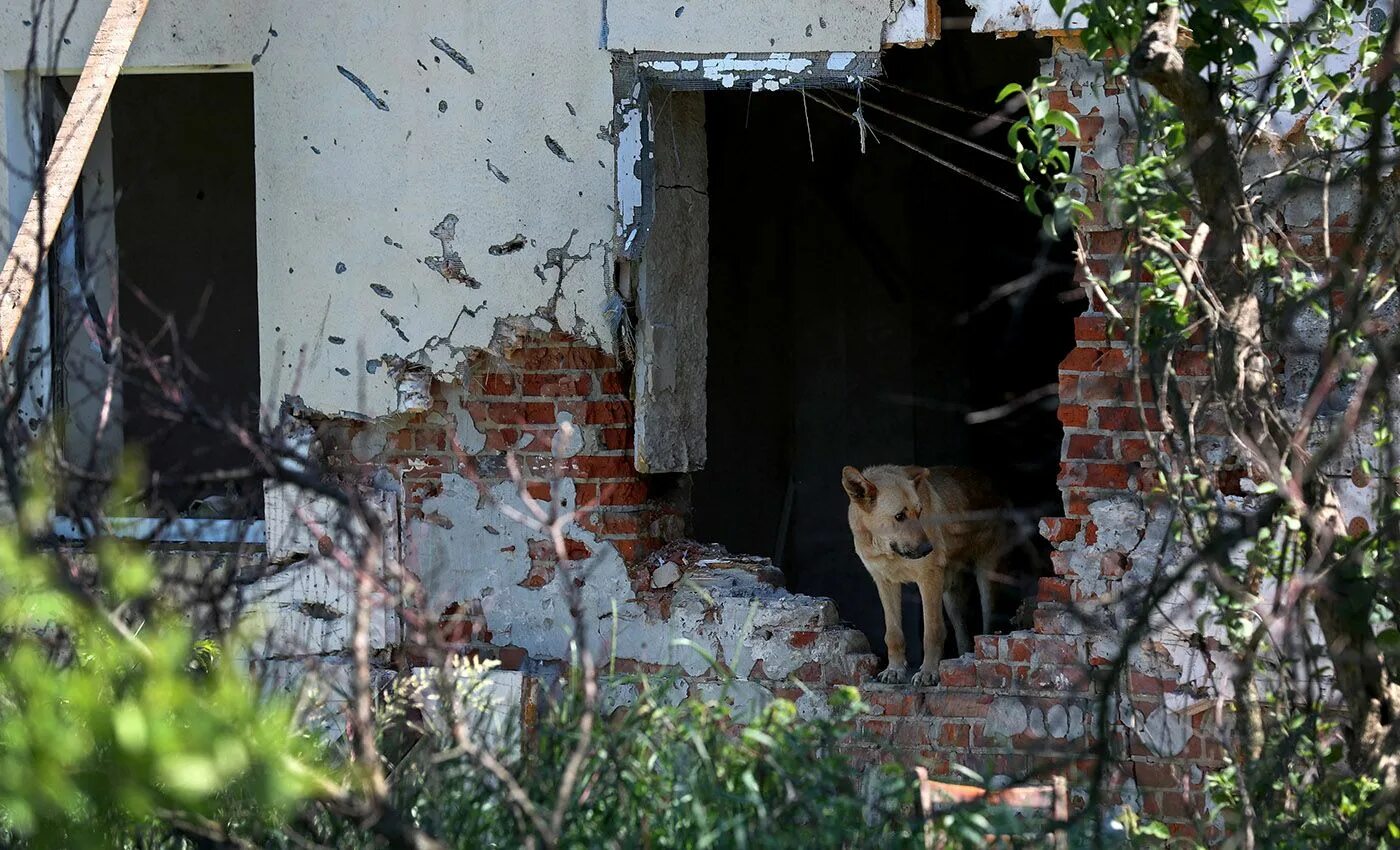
[{"xmin": 842, "ymin": 465, "xmax": 1006, "ymax": 685}]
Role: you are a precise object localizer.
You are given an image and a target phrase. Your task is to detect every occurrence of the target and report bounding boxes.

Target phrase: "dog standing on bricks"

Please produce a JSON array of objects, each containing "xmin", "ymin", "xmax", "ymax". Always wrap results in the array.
[{"xmin": 842, "ymin": 464, "xmax": 1007, "ymax": 685}]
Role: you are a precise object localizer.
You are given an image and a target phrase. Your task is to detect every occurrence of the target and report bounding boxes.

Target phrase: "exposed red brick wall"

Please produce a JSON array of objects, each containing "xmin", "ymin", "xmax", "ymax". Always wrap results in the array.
[
  {"xmin": 306, "ymin": 43, "xmax": 1233, "ymax": 842},
  {"xmin": 314, "ymin": 326, "xmax": 681, "ymax": 569}
]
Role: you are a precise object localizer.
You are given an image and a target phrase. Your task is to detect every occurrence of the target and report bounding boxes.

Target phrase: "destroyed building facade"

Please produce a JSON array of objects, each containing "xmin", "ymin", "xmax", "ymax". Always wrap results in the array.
[{"xmin": 0, "ymin": 0, "xmax": 1366, "ymax": 839}]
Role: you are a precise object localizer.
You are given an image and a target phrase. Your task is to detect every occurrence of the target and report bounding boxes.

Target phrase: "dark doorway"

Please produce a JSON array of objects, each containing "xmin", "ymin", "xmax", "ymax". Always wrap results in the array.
[
  {"xmin": 692, "ymin": 33, "xmax": 1077, "ymax": 666},
  {"xmin": 52, "ymin": 72, "xmax": 260, "ymax": 519},
  {"xmin": 114, "ymin": 73, "xmax": 261, "ymax": 516}
]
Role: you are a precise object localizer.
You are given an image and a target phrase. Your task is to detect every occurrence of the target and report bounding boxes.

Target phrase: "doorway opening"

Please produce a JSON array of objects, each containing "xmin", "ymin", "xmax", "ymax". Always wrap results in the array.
[{"xmin": 690, "ymin": 33, "xmax": 1077, "ymax": 665}]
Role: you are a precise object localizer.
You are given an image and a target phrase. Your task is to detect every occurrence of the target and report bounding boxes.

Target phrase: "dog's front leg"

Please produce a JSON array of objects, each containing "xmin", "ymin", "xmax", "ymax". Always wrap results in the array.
[
  {"xmin": 913, "ymin": 572, "xmax": 947, "ymax": 686},
  {"xmin": 873, "ymin": 576, "xmax": 908, "ymax": 683}
]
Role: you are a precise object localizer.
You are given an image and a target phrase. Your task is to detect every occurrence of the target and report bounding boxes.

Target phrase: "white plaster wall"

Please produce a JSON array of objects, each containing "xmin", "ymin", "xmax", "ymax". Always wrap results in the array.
[
  {"xmin": 1, "ymin": 1, "xmax": 617, "ymax": 418},
  {"xmin": 606, "ymin": 0, "xmax": 896, "ymax": 53},
  {"xmin": 408, "ymin": 474, "xmax": 872, "ymax": 679},
  {"xmin": 0, "ymin": 0, "xmax": 905, "ymax": 421}
]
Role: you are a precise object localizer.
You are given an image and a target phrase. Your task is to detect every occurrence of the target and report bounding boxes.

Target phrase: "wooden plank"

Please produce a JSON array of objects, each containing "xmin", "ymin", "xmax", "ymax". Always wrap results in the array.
[{"xmin": 0, "ymin": 0, "xmax": 150, "ymax": 359}]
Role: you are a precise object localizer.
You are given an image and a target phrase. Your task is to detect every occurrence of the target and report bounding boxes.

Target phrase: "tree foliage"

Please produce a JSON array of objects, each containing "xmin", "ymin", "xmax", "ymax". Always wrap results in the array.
[{"xmin": 1006, "ymin": 0, "xmax": 1400, "ymax": 843}]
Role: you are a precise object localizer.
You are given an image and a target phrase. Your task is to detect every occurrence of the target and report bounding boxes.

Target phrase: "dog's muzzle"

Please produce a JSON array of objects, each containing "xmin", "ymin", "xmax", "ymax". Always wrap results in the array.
[{"xmin": 892, "ymin": 542, "xmax": 934, "ymax": 559}]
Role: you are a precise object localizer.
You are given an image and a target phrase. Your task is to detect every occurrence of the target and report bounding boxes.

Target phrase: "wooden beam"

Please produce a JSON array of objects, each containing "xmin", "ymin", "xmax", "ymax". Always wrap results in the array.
[{"xmin": 0, "ymin": 0, "xmax": 150, "ymax": 360}]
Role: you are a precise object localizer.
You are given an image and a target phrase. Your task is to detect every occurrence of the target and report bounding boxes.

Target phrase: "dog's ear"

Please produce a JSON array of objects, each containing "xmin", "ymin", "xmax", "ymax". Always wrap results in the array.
[
  {"xmin": 842, "ymin": 466, "xmax": 877, "ymax": 507},
  {"xmin": 906, "ymin": 466, "xmax": 930, "ymax": 490}
]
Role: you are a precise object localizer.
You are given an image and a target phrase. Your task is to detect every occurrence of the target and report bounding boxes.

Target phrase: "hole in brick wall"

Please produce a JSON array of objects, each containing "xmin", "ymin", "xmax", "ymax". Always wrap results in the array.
[{"xmin": 690, "ymin": 32, "xmax": 1077, "ymax": 667}]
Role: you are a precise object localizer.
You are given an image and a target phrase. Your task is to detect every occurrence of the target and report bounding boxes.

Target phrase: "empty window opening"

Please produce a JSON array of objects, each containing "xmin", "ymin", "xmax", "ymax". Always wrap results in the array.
[
  {"xmin": 46, "ymin": 72, "xmax": 261, "ymax": 534},
  {"xmin": 691, "ymin": 34, "xmax": 1077, "ymax": 666}
]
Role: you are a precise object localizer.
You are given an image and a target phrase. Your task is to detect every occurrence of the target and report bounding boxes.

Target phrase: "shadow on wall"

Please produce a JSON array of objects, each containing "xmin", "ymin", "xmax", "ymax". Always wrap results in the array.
[{"xmin": 691, "ymin": 30, "xmax": 1078, "ymax": 667}]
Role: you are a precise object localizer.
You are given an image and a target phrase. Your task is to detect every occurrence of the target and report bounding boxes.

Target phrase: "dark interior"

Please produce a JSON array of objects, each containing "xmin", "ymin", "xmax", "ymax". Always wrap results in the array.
[
  {"xmin": 693, "ymin": 32, "xmax": 1077, "ymax": 666},
  {"xmin": 110, "ymin": 73, "xmax": 261, "ymax": 516}
]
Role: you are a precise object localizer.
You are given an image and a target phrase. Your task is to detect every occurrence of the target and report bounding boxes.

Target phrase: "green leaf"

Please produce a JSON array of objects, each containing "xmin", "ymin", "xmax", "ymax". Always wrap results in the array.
[{"xmin": 995, "ymin": 82, "xmax": 1024, "ymax": 103}]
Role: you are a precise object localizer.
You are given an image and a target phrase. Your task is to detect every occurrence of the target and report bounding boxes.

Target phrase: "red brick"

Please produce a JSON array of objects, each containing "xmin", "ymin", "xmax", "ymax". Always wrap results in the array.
[
  {"xmin": 1057, "ymin": 404, "xmax": 1089, "ymax": 427},
  {"xmin": 588, "ymin": 512, "xmax": 642, "ymax": 535},
  {"xmin": 938, "ymin": 658, "xmax": 976, "ymax": 687},
  {"xmin": 472, "ymin": 372, "xmax": 517, "ymax": 396},
  {"xmin": 523, "ymin": 373, "xmax": 593, "ymax": 397},
  {"xmin": 598, "ymin": 480, "xmax": 648, "ymax": 505},
  {"xmin": 1060, "ymin": 347, "xmax": 1110, "ymax": 372},
  {"xmin": 866, "ymin": 690, "xmax": 920, "ymax": 717},
  {"xmin": 1048, "ymin": 88, "xmax": 1077, "ymax": 113},
  {"xmin": 518, "ymin": 346, "xmax": 571, "ymax": 370},
  {"xmin": 1133, "ymin": 762, "xmax": 1185, "ymax": 790},
  {"xmin": 1174, "ymin": 350, "xmax": 1211, "ymax": 377},
  {"xmin": 1069, "ymin": 375, "xmax": 1148, "ymax": 403},
  {"xmin": 788, "ymin": 630, "xmax": 819, "ymax": 648},
  {"xmin": 1119, "ymin": 437, "xmax": 1154, "ymax": 462},
  {"xmin": 573, "ymin": 483, "xmax": 599, "ymax": 507},
  {"xmin": 416, "ymin": 428, "xmax": 447, "ymax": 451},
  {"xmin": 609, "ymin": 539, "xmax": 642, "ymax": 563},
  {"xmin": 977, "ymin": 662, "xmax": 1013, "ymax": 689},
  {"xmin": 1007, "ymin": 637, "xmax": 1033, "ymax": 662},
  {"xmin": 584, "ymin": 400, "xmax": 633, "ymax": 424},
  {"xmin": 1074, "ymin": 315, "xmax": 1108, "ymax": 341},
  {"xmin": 488, "ymin": 401, "xmax": 556, "ymax": 425},
  {"xmin": 498, "ymin": 645, "xmax": 527, "ymax": 670},
  {"xmin": 1033, "ymin": 607, "xmax": 1081, "ymax": 635},
  {"xmin": 937, "ymin": 722, "xmax": 970, "ymax": 748},
  {"xmin": 600, "ymin": 370, "xmax": 627, "ymax": 394},
  {"xmin": 1084, "ymin": 462, "xmax": 1130, "ymax": 489},
  {"xmin": 1033, "ymin": 636, "xmax": 1086, "ymax": 666},
  {"xmin": 892, "ymin": 721, "xmax": 932, "ymax": 748},
  {"xmin": 516, "ymin": 344, "xmax": 613, "ymax": 371},
  {"xmin": 1026, "ymin": 663, "xmax": 1090, "ymax": 690},
  {"xmin": 1129, "ymin": 670, "xmax": 1178, "ymax": 696},
  {"xmin": 570, "ymin": 455, "xmax": 637, "ymax": 480},
  {"xmin": 1063, "ymin": 113, "xmax": 1104, "ymax": 144},
  {"xmin": 1087, "ymin": 230, "xmax": 1125, "ymax": 254},
  {"xmin": 483, "ymin": 428, "xmax": 518, "ymax": 451},
  {"xmin": 923, "ymin": 691, "xmax": 992, "ymax": 718},
  {"xmin": 464, "ymin": 401, "xmax": 491, "ymax": 426},
  {"xmin": 1067, "ymin": 434, "xmax": 1112, "ymax": 459},
  {"xmin": 1037, "ymin": 578, "xmax": 1072, "ymax": 604},
  {"xmin": 1097, "ymin": 406, "xmax": 1162, "ymax": 431},
  {"xmin": 1041, "ymin": 517, "xmax": 1080, "ymax": 543},
  {"xmin": 598, "ymin": 427, "xmax": 632, "ymax": 450}
]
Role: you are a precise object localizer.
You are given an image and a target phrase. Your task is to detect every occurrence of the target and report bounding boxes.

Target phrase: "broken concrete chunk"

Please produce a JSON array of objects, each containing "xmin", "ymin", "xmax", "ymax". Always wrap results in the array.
[{"xmin": 650, "ymin": 560, "xmax": 681, "ymax": 589}]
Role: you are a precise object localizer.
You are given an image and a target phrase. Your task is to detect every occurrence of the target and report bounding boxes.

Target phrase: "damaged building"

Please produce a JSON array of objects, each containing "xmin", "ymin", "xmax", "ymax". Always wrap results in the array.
[{"xmin": 0, "ymin": 0, "xmax": 1366, "ymax": 839}]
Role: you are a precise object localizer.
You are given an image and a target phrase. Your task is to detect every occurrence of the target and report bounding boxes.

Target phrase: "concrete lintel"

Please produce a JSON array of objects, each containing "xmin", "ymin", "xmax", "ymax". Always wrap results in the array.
[{"xmin": 631, "ymin": 50, "xmax": 880, "ymax": 92}]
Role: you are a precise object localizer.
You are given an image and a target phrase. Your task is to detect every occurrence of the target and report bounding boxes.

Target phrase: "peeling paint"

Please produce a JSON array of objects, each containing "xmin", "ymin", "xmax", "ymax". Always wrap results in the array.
[
  {"xmin": 964, "ymin": 0, "xmax": 1084, "ymax": 33},
  {"xmin": 424, "ymin": 214, "xmax": 483, "ymax": 288},
  {"xmin": 410, "ymin": 476, "xmax": 871, "ymax": 676},
  {"xmin": 826, "ymin": 51, "xmax": 856, "ymax": 70},
  {"xmin": 614, "ymin": 88, "xmax": 645, "ymax": 256}
]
